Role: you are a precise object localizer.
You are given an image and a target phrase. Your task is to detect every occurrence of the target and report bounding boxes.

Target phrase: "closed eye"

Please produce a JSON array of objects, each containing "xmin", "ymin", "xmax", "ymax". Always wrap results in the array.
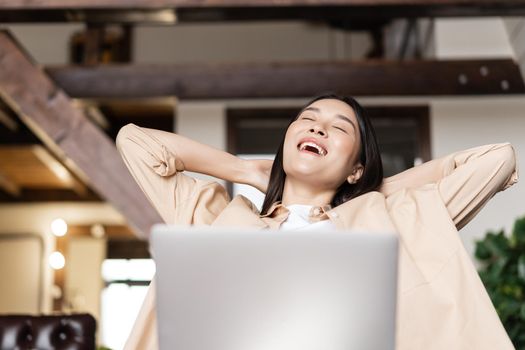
[{"xmin": 333, "ymin": 125, "xmax": 348, "ymax": 133}]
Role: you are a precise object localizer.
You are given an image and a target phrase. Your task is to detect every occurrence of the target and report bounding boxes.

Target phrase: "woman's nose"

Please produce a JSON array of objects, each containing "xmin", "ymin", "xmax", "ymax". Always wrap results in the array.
[{"xmin": 309, "ymin": 126, "xmax": 326, "ymax": 136}]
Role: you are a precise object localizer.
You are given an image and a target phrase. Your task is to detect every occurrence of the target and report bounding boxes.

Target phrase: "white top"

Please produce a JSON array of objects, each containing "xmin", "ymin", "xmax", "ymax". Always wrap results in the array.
[{"xmin": 279, "ymin": 204, "xmax": 337, "ymax": 231}]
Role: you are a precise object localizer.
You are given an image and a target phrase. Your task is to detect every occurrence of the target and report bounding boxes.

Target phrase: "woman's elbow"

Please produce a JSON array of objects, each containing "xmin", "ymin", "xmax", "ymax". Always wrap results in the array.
[
  {"xmin": 498, "ymin": 143, "xmax": 518, "ymax": 190},
  {"xmin": 115, "ymin": 123, "xmax": 139, "ymax": 154},
  {"xmin": 495, "ymin": 142, "xmax": 518, "ymax": 190}
]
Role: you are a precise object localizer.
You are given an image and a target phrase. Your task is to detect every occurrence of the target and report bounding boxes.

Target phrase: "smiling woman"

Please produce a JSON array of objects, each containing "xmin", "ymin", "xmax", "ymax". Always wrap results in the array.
[
  {"xmin": 262, "ymin": 93, "xmax": 383, "ymax": 215},
  {"xmin": 116, "ymin": 92, "xmax": 518, "ymax": 350}
]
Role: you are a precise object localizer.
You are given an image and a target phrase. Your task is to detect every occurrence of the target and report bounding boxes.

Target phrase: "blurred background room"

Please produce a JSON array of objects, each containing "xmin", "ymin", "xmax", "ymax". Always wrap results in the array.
[{"xmin": 0, "ymin": 1, "xmax": 524, "ymax": 349}]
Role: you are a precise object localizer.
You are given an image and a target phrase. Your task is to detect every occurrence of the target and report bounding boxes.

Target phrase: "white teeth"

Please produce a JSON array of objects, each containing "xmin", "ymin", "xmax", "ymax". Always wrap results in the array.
[{"xmin": 299, "ymin": 141, "xmax": 326, "ymax": 156}]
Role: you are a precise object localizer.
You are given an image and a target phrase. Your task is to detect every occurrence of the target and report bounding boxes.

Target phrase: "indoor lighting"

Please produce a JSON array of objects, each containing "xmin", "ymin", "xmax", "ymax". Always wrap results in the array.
[
  {"xmin": 51, "ymin": 218, "xmax": 68, "ymax": 237},
  {"xmin": 49, "ymin": 251, "xmax": 65, "ymax": 270}
]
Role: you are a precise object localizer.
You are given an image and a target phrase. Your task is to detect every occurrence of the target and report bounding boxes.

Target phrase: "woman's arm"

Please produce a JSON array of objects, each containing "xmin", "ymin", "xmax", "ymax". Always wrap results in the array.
[
  {"xmin": 132, "ymin": 125, "xmax": 245, "ymax": 182},
  {"xmin": 117, "ymin": 123, "xmax": 272, "ymax": 190},
  {"xmin": 380, "ymin": 143, "xmax": 518, "ymax": 229},
  {"xmin": 380, "ymin": 143, "xmax": 517, "ymax": 195}
]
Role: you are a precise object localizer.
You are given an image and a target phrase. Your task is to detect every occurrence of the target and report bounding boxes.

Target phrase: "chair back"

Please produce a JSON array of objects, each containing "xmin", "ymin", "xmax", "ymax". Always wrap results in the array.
[{"xmin": 0, "ymin": 313, "xmax": 96, "ymax": 350}]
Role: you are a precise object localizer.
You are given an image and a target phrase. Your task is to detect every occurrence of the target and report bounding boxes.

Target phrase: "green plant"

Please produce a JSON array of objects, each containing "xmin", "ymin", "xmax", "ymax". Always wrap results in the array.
[{"xmin": 475, "ymin": 215, "xmax": 525, "ymax": 349}]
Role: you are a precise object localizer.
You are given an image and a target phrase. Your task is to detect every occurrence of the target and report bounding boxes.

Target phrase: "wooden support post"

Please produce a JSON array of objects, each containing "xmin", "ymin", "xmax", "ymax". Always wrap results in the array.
[{"xmin": 0, "ymin": 31, "xmax": 162, "ymax": 238}]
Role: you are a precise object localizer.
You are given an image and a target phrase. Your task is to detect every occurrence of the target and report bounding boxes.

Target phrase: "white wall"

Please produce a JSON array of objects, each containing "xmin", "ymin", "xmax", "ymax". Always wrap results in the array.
[
  {"xmin": 3, "ymin": 24, "xmax": 84, "ymax": 65},
  {"xmin": 66, "ymin": 237, "xmax": 107, "ymax": 323},
  {"xmin": 0, "ymin": 236, "xmax": 43, "ymax": 313},
  {"xmin": 176, "ymin": 101, "xmax": 227, "ymax": 184},
  {"xmin": 176, "ymin": 101, "xmax": 226, "ymax": 149},
  {"xmin": 0, "ymin": 203, "xmax": 124, "ymax": 313},
  {"xmin": 504, "ymin": 17, "xmax": 525, "ymax": 81},
  {"xmin": 3, "ymin": 21, "xmax": 371, "ymax": 66},
  {"xmin": 434, "ymin": 17, "xmax": 515, "ymax": 59},
  {"xmin": 134, "ymin": 21, "xmax": 370, "ymax": 64}
]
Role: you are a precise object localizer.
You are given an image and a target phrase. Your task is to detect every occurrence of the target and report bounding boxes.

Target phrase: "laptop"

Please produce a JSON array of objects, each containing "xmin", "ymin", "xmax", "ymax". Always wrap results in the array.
[{"xmin": 150, "ymin": 225, "xmax": 399, "ymax": 350}]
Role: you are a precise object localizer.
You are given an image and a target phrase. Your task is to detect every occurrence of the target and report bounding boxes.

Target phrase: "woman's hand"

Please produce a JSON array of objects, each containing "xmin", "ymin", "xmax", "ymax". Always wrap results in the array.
[{"xmin": 242, "ymin": 159, "xmax": 273, "ymax": 193}]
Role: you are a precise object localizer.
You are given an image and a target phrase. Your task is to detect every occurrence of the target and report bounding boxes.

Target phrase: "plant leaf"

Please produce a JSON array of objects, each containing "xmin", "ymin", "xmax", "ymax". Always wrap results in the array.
[
  {"xmin": 513, "ymin": 216, "xmax": 525, "ymax": 246},
  {"xmin": 476, "ymin": 216, "xmax": 525, "ymax": 348},
  {"xmin": 518, "ymin": 255, "xmax": 525, "ymax": 282},
  {"xmin": 486, "ymin": 232, "xmax": 510, "ymax": 258},
  {"xmin": 475, "ymin": 240, "xmax": 492, "ymax": 260},
  {"xmin": 521, "ymin": 303, "xmax": 525, "ymax": 321}
]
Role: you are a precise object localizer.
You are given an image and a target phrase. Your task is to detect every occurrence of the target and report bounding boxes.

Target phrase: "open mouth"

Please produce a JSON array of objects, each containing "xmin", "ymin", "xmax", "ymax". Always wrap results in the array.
[{"xmin": 297, "ymin": 141, "xmax": 327, "ymax": 156}]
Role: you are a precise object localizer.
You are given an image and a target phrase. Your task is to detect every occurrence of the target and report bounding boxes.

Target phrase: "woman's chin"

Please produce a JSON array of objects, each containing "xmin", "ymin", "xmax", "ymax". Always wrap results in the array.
[
  {"xmin": 286, "ymin": 169, "xmax": 332, "ymax": 186},
  {"xmin": 285, "ymin": 164, "xmax": 320, "ymax": 177}
]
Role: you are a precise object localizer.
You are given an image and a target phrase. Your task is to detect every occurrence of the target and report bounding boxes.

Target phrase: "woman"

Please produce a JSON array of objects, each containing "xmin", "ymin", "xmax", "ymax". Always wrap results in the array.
[{"xmin": 116, "ymin": 93, "xmax": 518, "ymax": 350}]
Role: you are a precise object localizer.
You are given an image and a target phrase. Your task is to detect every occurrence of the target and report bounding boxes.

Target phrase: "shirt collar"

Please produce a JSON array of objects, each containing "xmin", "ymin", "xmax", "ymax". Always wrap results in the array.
[
  {"xmin": 259, "ymin": 201, "xmax": 286, "ymax": 218},
  {"xmin": 307, "ymin": 204, "xmax": 332, "ymax": 222},
  {"xmin": 260, "ymin": 201, "xmax": 332, "ymax": 222}
]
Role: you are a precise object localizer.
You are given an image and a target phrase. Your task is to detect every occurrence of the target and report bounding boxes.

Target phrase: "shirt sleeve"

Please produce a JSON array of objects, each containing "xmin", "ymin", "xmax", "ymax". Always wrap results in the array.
[
  {"xmin": 380, "ymin": 143, "xmax": 518, "ymax": 229},
  {"xmin": 436, "ymin": 143, "xmax": 518, "ymax": 229},
  {"xmin": 116, "ymin": 123, "xmax": 230, "ymax": 225}
]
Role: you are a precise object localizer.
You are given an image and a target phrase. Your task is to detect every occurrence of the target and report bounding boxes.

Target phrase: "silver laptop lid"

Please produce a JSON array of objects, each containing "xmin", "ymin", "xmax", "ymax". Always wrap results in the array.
[{"xmin": 151, "ymin": 226, "xmax": 398, "ymax": 350}]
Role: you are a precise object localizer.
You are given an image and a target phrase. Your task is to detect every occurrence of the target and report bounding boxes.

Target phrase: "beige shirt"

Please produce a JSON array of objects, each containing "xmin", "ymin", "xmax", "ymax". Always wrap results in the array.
[{"xmin": 116, "ymin": 123, "xmax": 519, "ymax": 350}]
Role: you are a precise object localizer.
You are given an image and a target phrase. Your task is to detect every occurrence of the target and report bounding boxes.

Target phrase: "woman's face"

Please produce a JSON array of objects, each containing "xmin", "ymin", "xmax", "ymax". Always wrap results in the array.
[{"xmin": 283, "ymin": 98, "xmax": 363, "ymax": 190}]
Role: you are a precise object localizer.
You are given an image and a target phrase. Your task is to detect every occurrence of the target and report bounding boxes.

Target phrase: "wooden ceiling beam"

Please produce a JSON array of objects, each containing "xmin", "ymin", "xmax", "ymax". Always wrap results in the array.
[
  {"xmin": 0, "ymin": 30, "xmax": 162, "ymax": 238},
  {"xmin": 2, "ymin": 0, "xmax": 525, "ymax": 10},
  {"xmin": 66, "ymin": 224, "xmax": 136, "ymax": 239},
  {"xmin": 31, "ymin": 145, "xmax": 89, "ymax": 197},
  {"xmin": 0, "ymin": 188, "xmax": 101, "ymax": 202},
  {"xmin": 0, "ymin": 170, "xmax": 20, "ymax": 197},
  {"xmin": 45, "ymin": 59, "xmax": 525, "ymax": 99},
  {"xmin": 0, "ymin": 109, "xmax": 17, "ymax": 131},
  {"xmin": 0, "ymin": 124, "xmax": 40, "ymax": 144},
  {"xmin": 0, "ymin": 100, "xmax": 42, "ymax": 144},
  {"xmin": 1, "ymin": 4, "xmax": 525, "ymax": 24},
  {"xmin": 2, "ymin": 1, "xmax": 525, "ymax": 23},
  {"xmin": 1, "ymin": 6, "xmax": 525, "ymax": 24}
]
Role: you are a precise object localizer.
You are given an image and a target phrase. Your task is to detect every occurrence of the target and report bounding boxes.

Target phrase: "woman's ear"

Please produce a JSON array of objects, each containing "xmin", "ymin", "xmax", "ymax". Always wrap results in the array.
[{"xmin": 347, "ymin": 164, "xmax": 364, "ymax": 184}]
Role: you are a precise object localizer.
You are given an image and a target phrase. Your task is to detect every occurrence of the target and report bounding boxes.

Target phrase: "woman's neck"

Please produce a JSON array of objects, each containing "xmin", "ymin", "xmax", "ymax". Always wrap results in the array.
[{"xmin": 281, "ymin": 177, "xmax": 335, "ymax": 207}]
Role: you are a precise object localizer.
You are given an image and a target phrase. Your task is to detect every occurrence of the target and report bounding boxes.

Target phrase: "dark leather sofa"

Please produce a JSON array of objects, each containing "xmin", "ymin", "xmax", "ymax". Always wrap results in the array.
[{"xmin": 0, "ymin": 314, "xmax": 96, "ymax": 350}]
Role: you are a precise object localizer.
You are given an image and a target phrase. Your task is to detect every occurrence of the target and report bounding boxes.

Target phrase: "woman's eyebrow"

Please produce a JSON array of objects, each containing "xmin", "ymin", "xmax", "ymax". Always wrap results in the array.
[{"xmin": 303, "ymin": 106, "xmax": 356, "ymax": 132}]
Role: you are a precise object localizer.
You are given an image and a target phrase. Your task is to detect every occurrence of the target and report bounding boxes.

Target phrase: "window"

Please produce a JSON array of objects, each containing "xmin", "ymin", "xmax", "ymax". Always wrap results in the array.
[{"xmin": 100, "ymin": 259, "xmax": 155, "ymax": 350}]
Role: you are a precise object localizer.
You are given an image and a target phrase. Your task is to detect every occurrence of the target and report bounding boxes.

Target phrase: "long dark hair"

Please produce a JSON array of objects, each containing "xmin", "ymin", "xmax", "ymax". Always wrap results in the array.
[{"xmin": 260, "ymin": 92, "xmax": 383, "ymax": 215}]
